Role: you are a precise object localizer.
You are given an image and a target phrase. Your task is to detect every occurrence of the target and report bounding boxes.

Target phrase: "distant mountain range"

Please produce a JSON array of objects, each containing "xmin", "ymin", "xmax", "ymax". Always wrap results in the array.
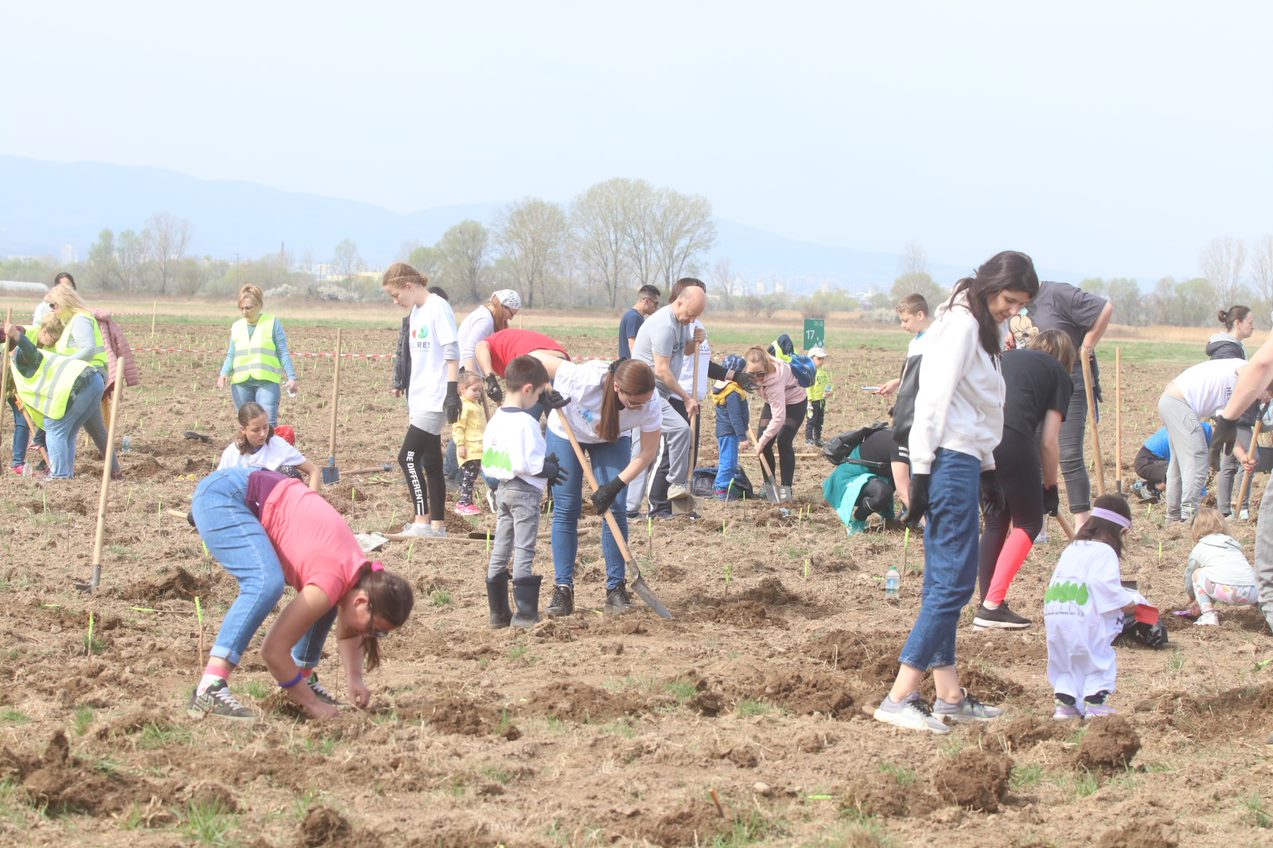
[{"xmin": 0, "ymin": 155, "xmax": 975, "ymax": 292}]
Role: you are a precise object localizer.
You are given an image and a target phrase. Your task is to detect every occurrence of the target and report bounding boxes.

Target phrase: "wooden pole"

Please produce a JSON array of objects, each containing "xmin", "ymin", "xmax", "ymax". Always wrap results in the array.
[
  {"xmin": 1237, "ymin": 414, "xmax": 1266, "ymax": 511},
  {"xmin": 149, "ymin": 299, "xmax": 157, "ymax": 339},
  {"xmin": 88, "ymin": 378, "xmax": 125, "ymax": 591},
  {"xmin": 0, "ymin": 308, "xmax": 11, "ymax": 466},
  {"xmin": 325, "ymin": 329, "xmax": 342, "ymax": 478},
  {"xmin": 1081, "ymin": 350, "xmax": 1106, "ymax": 497},
  {"xmin": 1114, "ymin": 347, "xmax": 1122, "ymax": 494},
  {"xmin": 688, "ymin": 347, "xmax": 701, "ymax": 483}
]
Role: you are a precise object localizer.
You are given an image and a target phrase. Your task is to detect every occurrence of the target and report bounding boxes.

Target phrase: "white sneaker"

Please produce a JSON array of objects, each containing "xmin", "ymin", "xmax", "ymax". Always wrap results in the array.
[
  {"xmin": 1036, "ymin": 529, "xmax": 1049, "ymax": 544},
  {"xmin": 486, "ymin": 489, "xmax": 497, "ymax": 513},
  {"xmin": 1240, "ymin": 509, "xmax": 1251, "ymax": 521},
  {"xmin": 872, "ymin": 692, "xmax": 950, "ymax": 734},
  {"xmin": 667, "ymin": 483, "xmax": 691, "ymax": 501},
  {"xmin": 399, "ymin": 522, "xmax": 446, "ymax": 539},
  {"xmin": 1194, "ymin": 611, "xmax": 1219, "ymax": 626}
]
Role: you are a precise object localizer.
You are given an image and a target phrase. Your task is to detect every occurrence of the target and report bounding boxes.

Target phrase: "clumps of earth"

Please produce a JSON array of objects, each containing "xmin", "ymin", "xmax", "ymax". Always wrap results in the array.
[{"xmin": 1077, "ymin": 714, "xmax": 1141, "ymax": 771}]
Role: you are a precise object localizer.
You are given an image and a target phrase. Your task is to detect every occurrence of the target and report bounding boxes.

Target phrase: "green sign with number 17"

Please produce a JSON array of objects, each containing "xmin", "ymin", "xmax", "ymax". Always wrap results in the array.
[{"xmin": 803, "ymin": 318, "xmax": 825, "ymax": 351}]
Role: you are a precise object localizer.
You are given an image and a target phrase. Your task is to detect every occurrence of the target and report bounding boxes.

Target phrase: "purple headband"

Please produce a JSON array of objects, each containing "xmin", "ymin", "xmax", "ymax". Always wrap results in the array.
[{"xmin": 1090, "ymin": 507, "xmax": 1131, "ymax": 529}]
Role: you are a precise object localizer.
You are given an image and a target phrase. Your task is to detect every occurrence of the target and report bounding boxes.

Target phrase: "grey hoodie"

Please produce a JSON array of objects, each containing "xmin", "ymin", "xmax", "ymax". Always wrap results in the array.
[{"xmin": 1187, "ymin": 533, "xmax": 1257, "ymax": 587}]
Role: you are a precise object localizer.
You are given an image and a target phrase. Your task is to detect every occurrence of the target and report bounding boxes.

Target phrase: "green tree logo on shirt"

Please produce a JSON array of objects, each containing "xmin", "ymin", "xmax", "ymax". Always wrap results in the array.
[
  {"xmin": 1044, "ymin": 581, "xmax": 1090, "ymax": 605},
  {"xmin": 482, "ymin": 448, "xmax": 513, "ymax": 474}
]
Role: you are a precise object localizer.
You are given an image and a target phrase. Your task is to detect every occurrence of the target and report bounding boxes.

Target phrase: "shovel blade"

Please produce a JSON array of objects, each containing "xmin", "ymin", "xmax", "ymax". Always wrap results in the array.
[
  {"xmin": 322, "ymin": 463, "xmax": 340, "ymax": 484},
  {"xmin": 626, "ymin": 558, "xmax": 672, "ymax": 618}
]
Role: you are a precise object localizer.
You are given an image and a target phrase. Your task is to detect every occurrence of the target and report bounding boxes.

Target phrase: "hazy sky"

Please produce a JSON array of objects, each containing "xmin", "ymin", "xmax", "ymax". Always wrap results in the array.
[{"xmin": 5, "ymin": 1, "xmax": 1272, "ymax": 280}]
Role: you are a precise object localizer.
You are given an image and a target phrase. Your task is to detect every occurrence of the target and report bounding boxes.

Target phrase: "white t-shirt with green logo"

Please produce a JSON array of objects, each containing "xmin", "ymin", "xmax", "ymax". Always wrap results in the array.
[
  {"xmin": 407, "ymin": 295, "xmax": 459, "ymax": 420},
  {"xmin": 1044, "ymin": 540, "xmax": 1135, "ymax": 700}
]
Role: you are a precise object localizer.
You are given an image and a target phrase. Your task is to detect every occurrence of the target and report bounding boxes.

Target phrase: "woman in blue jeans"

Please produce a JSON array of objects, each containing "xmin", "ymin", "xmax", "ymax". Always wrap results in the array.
[
  {"xmin": 874, "ymin": 250, "xmax": 1040, "ymax": 734},
  {"xmin": 538, "ymin": 358, "xmax": 661, "ymax": 616}
]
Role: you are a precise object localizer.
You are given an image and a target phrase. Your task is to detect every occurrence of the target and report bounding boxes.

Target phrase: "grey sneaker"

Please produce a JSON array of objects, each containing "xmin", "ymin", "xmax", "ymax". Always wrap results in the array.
[
  {"xmin": 873, "ymin": 692, "xmax": 950, "ymax": 734},
  {"xmin": 667, "ymin": 483, "xmax": 691, "ymax": 501},
  {"xmin": 307, "ymin": 673, "xmax": 341, "ymax": 706},
  {"xmin": 973, "ymin": 601, "xmax": 1031, "ymax": 630},
  {"xmin": 933, "ymin": 688, "xmax": 1003, "ymax": 723},
  {"xmin": 187, "ymin": 680, "xmax": 256, "ymax": 721}
]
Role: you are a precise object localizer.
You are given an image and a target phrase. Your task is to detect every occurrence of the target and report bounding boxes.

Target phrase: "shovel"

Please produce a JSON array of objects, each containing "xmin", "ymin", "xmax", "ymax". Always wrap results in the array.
[
  {"xmin": 344, "ymin": 463, "xmax": 393, "ymax": 476},
  {"xmin": 555, "ymin": 414, "xmax": 673, "ymax": 619},
  {"xmin": 1235, "ymin": 402, "xmax": 1269, "ymax": 510},
  {"xmin": 746, "ymin": 424, "xmax": 787, "ymax": 503},
  {"xmin": 322, "ymin": 329, "xmax": 343, "ymax": 484}
]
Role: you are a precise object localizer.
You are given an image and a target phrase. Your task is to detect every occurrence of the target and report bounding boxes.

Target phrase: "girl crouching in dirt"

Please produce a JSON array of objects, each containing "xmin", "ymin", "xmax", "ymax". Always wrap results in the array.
[
  {"xmin": 1044, "ymin": 495, "xmax": 1138, "ymax": 720},
  {"xmin": 1183, "ymin": 508, "xmax": 1259, "ymax": 626},
  {"xmin": 217, "ymin": 401, "xmax": 321, "ymax": 490},
  {"xmin": 188, "ymin": 467, "xmax": 414, "ymax": 721}
]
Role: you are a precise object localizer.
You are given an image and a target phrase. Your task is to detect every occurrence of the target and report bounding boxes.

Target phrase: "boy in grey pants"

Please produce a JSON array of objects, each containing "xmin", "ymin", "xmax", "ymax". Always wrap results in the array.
[{"xmin": 481, "ymin": 355, "xmax": 566, "ymax": 628}]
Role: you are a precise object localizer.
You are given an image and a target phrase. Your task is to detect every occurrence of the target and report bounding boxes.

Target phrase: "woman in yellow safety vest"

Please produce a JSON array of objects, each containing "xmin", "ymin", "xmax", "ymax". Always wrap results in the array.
[
  {"xmin": 216, "ymin": 285, "xmax": 298, "ymax": 426},
  {"xmin": 42, "ymin": 285, "xmax": 115, "ymax": 469},
  {"xmin": 3, "ymin": 320, "xmax": 113, "ymax": 479}
]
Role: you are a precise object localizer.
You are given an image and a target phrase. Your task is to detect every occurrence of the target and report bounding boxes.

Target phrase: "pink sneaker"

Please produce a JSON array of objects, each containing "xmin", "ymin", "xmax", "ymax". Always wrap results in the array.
[
  {"xmin": 1083, "ymin": 702, "xmax": 1117, "ymax": 719},
  {"xmin": 11, "ymin": 465, "xmax": 23, "ymax": 476},
  {"xmin": 454, "ymin": 503, "xmax": 481, "ymax": 517}
]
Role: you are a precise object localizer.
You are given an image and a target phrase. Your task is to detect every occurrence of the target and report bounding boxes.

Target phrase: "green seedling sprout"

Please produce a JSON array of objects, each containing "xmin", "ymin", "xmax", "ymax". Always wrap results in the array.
[
  {"xmin": 86, "ymin": 612, "xmax": 95, "ymax": 657},
  {"xmin": 195, "ymin": 596, "xmax": 205, "ymax": 666},
  {"xmin": 803, "ymin": 557, "xmax": 810, "ymax": 581},
  {"xmin": 486, "ymin": 529, "xmax": 491, "ymax": 554},
  {"xmin": 130, "ymin": 607, "xmax": 157, "ymax": 614},
  {"xmin": 407, "ymin": 541, "xmax": 416, "ymax": 566},
  {"xmin": 723, "ymin": 563, "xmax": 733, "ymax": 594}
]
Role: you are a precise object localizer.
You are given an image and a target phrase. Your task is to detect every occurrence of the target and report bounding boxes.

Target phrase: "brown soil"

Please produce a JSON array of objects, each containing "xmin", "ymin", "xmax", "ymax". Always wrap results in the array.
[
  {"xmin": 3, "ymin": 731, "xmax": 161, "ymax": 817},
  {"xmin": 934, "ymin": 748, "xmax": 1014, "ymax": 812},
  {"xmin": 525, "ymin": 681, "xmax": 639, "ymax": 722},
  {"xmin": 1077, "ymin": 715, "xmax": 1142, "ymax": 771},
  {"xmin": 1095, "ymin": 820, "xmax": 1179, "ymax": 848}
]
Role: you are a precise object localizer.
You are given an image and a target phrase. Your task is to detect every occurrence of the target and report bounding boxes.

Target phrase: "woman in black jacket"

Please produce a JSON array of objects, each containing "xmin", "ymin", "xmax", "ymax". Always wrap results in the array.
[{"xmin": 1208, "ymin": 305, "xmax": 1257, "ymax": 519}]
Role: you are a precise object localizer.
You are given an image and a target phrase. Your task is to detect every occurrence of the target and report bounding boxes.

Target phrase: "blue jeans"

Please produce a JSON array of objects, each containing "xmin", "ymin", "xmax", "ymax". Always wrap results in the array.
[
  {"xmin": 231, "ymin": 379, "xmax": 282, "ymax": 426},
  {"xmin": 547, "ymin": 431, "xmax": 630, "ymax": 589},
  {"xmin": 192, "ymin": 468, "xmax": 333, "ymax": 668},
  {"xmin": 714, "ymin": 435, "xmax": 741, "ymax": 491},
  {"xmin": 899, "ymin": 448, "xmax": 981, "ymax": 671},
  {"xmin": 45, "ymin": 371, "xmax": 109, "ymax": 479},
  {"xmin": 9, "ymin": 399, "xmax": 28, "ymax": 468}
]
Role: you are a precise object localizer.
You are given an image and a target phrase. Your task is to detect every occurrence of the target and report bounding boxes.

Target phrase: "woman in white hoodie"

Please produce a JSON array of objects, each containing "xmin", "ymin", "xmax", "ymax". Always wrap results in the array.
[{"xmin": 873, "ymin": 250, "xmax": 1039, "ymax": 734}]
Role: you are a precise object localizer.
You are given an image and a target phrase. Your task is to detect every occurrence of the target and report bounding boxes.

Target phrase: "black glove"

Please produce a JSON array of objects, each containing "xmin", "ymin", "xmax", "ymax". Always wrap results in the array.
[
  {"xmin": 443, "ymin": 381, "xmax": 462, "ymax": 423},
  {"xmin": 731, "ymin": 370, "xmax": 755, "ymax": 393},
  {"xmin": 539, "ymin": 388, "xmax": 569, "ymax": 410},
  {"xmin": 1210, "ymin": 412, "xmax": 1239, "ymax": 465},
  {"xmin": 1042, "ymin": 485, "xmax": 1059, "ymax": 517},
  {"xmin": 980, "ymin": 469, "xmax": 1006, "ymax": 517},
  {"xmin": 537, "ymin": 453, "xmax": 567, "ymax": 487},
  {"xmin": 484, "ymin": 374, "xmax": 504, "ymax": 403},
  {"xmin": 589, "ymin": 476, "xmax": 625, "ymax": 514},
  {"xmin": 900, "ymin": 473, "xmax": 930, "ymax": 527}
]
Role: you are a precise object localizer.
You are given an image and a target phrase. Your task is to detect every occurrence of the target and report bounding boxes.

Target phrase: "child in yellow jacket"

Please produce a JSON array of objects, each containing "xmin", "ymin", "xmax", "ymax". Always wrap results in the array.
[{"xmin": 452, "ymin": 373, "xmax": 487, "ymax": 515}]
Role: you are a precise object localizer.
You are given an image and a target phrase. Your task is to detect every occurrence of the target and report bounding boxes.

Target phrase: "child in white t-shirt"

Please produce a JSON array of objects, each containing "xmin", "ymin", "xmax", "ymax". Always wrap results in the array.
[
  {"xmin": 217, "ymin": 402, "xmax": 320, "ymax": 491},
  {"xmin": 1045, "ymin": 495, "xmax": 1139, "ymax": 720},
  {"xmin": 1184, "ymin": 508, "xmax": 1260, "ymax": 626}
]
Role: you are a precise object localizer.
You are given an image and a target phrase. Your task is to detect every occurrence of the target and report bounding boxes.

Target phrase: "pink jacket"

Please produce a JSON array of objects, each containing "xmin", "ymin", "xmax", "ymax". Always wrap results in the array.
[
  {"xmin": 756, "ymin": 360, "xmax": 805, "ymax": 444},
  {"xmin": 94, "ymin": 311, "xmax": 142, "ymax": 390}
]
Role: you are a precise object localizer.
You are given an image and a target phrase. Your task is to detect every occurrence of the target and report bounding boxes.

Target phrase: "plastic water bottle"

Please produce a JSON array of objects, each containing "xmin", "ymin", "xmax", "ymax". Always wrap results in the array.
[
  {"xmin": 885, "ymin": 566, "xmax": 900, "ymax": 600},
  {"xmin": 121, "ymin": 435, "xmax": 132, "ymax": 453}
]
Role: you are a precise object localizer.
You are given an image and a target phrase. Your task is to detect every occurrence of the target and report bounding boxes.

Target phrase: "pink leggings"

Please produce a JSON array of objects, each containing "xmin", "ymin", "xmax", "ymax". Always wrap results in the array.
[{"xmin": 1191, "ymin": 569, "xmax": 1258, "ymax": 613}]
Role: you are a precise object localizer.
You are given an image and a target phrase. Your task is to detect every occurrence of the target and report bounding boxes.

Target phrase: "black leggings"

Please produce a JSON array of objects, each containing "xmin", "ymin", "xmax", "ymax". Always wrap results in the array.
[
  {"xmin": 977, "ymin": 428, "xmax": 1044, "ymax": 601},
  {"xmin": 399, "ymin": 426, "xmax": 445, "ymax": 522},
  {"xmin": 759, "ymin": 399, "xmax": 807, "ymax": 487},
  {"xmin": 805, "ymin": 399, "xmax": 825, "ymax": 442}
]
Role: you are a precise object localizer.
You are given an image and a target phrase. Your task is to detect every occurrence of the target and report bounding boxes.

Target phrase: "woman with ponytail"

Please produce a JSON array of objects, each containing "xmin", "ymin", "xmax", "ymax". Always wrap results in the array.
[
  {"xmin": 536, "ymin": 357, "xmax": 661, "ymax": 617},
  {"xmin": 188, "ymin": 467, "xmax": 414, "ymax": 722},
  {"xmin": 874, "ymin": 250, "xmax": 1039, "ymax": 734},
  {"xmin": 1207, "ymin": 305, "xmax": 1257, "ymax": 519}
]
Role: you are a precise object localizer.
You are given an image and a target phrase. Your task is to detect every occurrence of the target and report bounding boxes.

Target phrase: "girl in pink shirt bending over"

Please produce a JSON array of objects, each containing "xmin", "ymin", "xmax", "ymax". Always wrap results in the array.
[
  {"xmin": 188, "ymin": 467, "xmax": 414, "ymax": 721},
  {"xmin": 743, "ymin": 345, "xmax": 808, "ymax": 502}
]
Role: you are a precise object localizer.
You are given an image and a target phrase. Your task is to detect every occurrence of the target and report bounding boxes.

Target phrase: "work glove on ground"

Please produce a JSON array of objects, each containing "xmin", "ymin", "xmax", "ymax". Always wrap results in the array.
[
  {"xmin": 588, "ymin": 476, "xmax": 625, "ymax": 515},
  {"xmin": 1042, "ymin": 485, "xmax": 1060, "ymax": 517},
  {"xmin": 980, "ymin": 469, "xmax": 1006, "ymax": 517},
  {"xmin": 900, "ymin": 473, "xmax": 930, "ymax": 528},
  {"xmin": 484, "ymin": 374, "xmax": 504, "ymax": 403},
  {"xmin": 443, "ymin": 381, "xmax": 462, "ymax": 423}
]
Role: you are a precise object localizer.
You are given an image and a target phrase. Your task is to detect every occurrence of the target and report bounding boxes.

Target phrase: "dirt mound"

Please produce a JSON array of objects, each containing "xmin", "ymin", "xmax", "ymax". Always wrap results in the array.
[
  {"xmin": 638, "ymin": 802, "xmax": 730, "ymax": 847},
  {"xmin": 1095, "ymin": 820, "xmax": 1178, "ymax": 848},
  {"xmin": 1076, "ymin": 715, "xmax": 1141, "ymax": 771},
  {"xmin": 986, "ymin": 715, "xmax": 1065, "ymax": 751},
  {"xmin": 115, "ymin": 565, "xmax": 208, "ymax": 602},
  {"xmin": 695, "ymin": 599, "xmax": 786, "ymax": 627},
  {"xmin": 845, "ymin": 776, "xmax": 913, "ymax": 818},
  {"xmin": 527, "ymin": 681, "xmax": 639, "ymax": 722},
  {"xmin": 935, "ymin": 664, "xmax": 1024, "ymax": 702},
  {"xmin": 121, "ymin": 454, "xmax": 167, "ymax": 480},
  {"xmin": 805, "ymin": 630, "xmax": 898, "ymax": 687},
  {"xmin": 6, "ymin": 731, "xmax": 161, "ymax": 816},
  {"xmin": 296, "ymin": 805, "xmax": 384, "ymax": 847},
  {"xmin": 754, "ymin": 669, "xmax": 857, "ymax": 718},
  {"xmin": 1156, "ymin": 682, "xmax": 1273, "ymax": 740},
  {"xmin": 399, "ymin": 697, "xmax": 519, "ymax": 739},
  {"xmin": 934, "ymin": 749, "xmax": 1014, "ymax": 812},
  {"xmin": 734, "ymin": 576, "xmax": 803, "ymax": 605}
]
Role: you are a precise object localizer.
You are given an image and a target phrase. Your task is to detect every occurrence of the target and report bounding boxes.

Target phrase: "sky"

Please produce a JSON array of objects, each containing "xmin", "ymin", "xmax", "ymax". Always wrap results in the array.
[{"xmin": 4, "ymin": 1, "xmax": 1273, "ymax": 281}]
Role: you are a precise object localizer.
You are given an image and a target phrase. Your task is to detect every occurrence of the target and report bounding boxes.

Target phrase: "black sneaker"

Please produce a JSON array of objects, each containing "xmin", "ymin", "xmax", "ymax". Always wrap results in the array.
[
  {"xmin": 307, "ymin": 673, "xmax": 341, "ymax": 707},
  {"xmin": 605, "ymin": 584, "xmax": 634, "ymax": 614},
  {"xmin": 973, "ymin": 601, "xmax": 1031, "ymax": 630},
  {"xmin": 546, "ymin": 584, "xmax": 574, "ymax": 617},
  {"xmin": 186, "ymin": 680, "xmax": 257, "ymax": 721}
]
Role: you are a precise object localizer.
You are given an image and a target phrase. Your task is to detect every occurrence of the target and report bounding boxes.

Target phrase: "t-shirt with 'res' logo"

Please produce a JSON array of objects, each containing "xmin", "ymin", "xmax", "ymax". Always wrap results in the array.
[{"xmin": 407, "ymin": 295, "xmax": 458, "ymax": 416}]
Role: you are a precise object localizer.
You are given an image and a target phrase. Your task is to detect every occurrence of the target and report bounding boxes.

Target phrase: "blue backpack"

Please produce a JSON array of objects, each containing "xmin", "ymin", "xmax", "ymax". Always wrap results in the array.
[{"xmin": 788, "ymin": 354, "xmax": 817, "ymax": 388}]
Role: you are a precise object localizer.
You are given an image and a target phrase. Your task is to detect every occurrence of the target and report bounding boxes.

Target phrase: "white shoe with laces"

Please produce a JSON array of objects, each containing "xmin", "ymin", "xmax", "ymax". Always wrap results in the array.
[{"xmin": 872, "ymin": 692, "xmax": 950, "ymax": 734}]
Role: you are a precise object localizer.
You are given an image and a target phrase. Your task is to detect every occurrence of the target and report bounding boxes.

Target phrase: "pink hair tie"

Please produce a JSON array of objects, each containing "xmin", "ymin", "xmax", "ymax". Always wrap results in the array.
[{"xmin": 370, "ymin": 561, "xmax": 384, "ymax": 572}]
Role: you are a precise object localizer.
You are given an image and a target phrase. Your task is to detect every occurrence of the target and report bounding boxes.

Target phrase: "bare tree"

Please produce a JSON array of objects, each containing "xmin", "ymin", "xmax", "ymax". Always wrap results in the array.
[
  {"xmin": 571, "ymin": 180, "xmax": 632, "ymax": 308},
  {"xmin": 145, "ymin": 211, "xmax": 192, "ymax": 295},
  {"xmin": 1250, "ymin": 235, "xmax": 1273, "ymax": 312},
  {"xmin": 899, "ymin": 240, "xmax": 928, "ymax": 278},
  {"xmin": 619, "ymin": 179, "xmax": 659, "ymax": 289},
  {"xmin": 494, "ymin": 198, "xmax": 568, "ymax": 310},
  {"xmin": 331, "ymin": 238, "xmax": 365, "ymax": 290},
  {"xmin": 710, "ymin": 257, "xmax": 739, "ymax": 311},
  {"xmin": 1199, "ymin": 236, "xmax": 1246, "ymax": 308},
  {"xmin": 436, "ymin": 220, "xmax": 491, "ymax": 304},
  {"xmin": 85, "ymin": 229, "xmax": 121, "ymax": 290},
  {"xmin": 653, "ymin": 188, "xmax": 715, "ymax": 287},
  {"xmin": 117, "ymin": 229, "xmax": 150, "ymax": 293}
]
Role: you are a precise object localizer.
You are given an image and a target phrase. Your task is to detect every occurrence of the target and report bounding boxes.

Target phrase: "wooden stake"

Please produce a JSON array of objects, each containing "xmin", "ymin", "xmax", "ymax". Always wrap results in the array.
[
  {"xmin": 326, "ymin": 329, "xmax": 343, "ymax": 478},
  {"xmin": 88, "ymin": 377, "xmax": 125, "ymax": 591},
  {"xmin": 149, "ymin": 299, "xmax": 157, "ymax": 339},
  {"xmin": 1081, "ymin": 350, "xmax": 1106, "ymax": 497},
  {"xmin": 1237, "ymin": 411, "xmax": 1266, "ymax": 510},
  {"xmin": 688, "ymin": 344, "xmax": 701, "ymax": 481},
  {"xmin": 1114, "ymin": 347, "xmax": 1122, "ymax": 494},
  {"xmin": 0, "ymin": 308, "xmax": 11, "ymax": 465}
]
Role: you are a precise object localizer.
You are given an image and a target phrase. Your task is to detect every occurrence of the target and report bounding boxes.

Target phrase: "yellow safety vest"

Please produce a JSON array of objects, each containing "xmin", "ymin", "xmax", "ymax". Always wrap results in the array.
[
  {"xmin": 10, "ymin": 350, "xmax": 93, "ymax": 430},
  {"xmin": 54, "ymin": 312, "xmax": 109, "ymax": 370},
  {"xmin": 230, "ymin": 316, "xmax": 284, "ymax": 384}
]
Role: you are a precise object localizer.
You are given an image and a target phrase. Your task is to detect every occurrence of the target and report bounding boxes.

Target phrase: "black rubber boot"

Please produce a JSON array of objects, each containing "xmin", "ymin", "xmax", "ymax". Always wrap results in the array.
[
  {"xmin": 546, "ymin": 584, "xmax": 574, "ymax": 617},
  {"xmin": 605, "ymin": 582, "xmax": 635, "ymax": 614},
  {"xmin": 486, "ymin": 570, "xmax": 512, "ymax": 629},
  {"xmin": 510, "ymin": 575, "xmax": 543, "ymax": 629}
]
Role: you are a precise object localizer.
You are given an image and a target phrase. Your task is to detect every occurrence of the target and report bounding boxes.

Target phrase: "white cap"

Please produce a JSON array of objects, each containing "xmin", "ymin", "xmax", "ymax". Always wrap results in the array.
[
  {"xmin": 808, "ymin": 346, "xmax": 827, "ymax": 358},
  {"xmin": 492, "ymin": 289, "xmax": 521, "ymax": 310}
]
